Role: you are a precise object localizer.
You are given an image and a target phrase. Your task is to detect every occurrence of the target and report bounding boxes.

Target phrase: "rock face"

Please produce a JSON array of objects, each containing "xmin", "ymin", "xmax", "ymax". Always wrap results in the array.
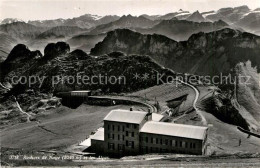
[
  {"xmin": 199, "ymin": 92, "xmax": 249, "ymax": 130},
  {"xmin": 91, "ymin": 28, "xmax": 260, "ymax": 76}
]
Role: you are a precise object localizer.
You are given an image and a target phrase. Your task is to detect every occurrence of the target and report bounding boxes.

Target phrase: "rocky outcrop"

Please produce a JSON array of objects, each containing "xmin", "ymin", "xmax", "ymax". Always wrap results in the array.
[
  {"xmin": 199, "ymin": 93, "xmax": 249, "ymax": 130},
  {"xmin": 0, "ymin": 44, "xmax": 42, "ymax": 80},
  {"xmin": 4, "ymin": 44, "xmax": 42, "ymax": 63},
  {"xmin": 43, "ymin": 42, "xmax": 70, "ymax": 59}
]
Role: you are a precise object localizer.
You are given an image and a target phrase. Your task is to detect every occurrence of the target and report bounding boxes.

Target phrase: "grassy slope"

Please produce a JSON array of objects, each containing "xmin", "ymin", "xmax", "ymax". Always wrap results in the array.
[{"xmin": 0, "ymin": 104, "xmax": 146, "ymax": 150}]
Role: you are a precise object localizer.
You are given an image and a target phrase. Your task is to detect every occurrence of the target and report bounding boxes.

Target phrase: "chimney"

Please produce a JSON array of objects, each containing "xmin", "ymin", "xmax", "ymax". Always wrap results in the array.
[
  {"xmin": 130, "ymin": 107, "xmax": 133, "ymax": 111},
  {"xmin": 145, "ymin": 108, "xmax": 152, "ymax": 121}
]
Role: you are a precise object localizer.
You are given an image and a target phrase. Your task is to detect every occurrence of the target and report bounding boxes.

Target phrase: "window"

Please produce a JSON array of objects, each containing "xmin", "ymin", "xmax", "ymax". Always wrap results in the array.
[
  {"xmin": 134, "ymin": 125, "xmax": 137, "ymax": 129},
  {"xmin": 176, "ymin": 141, "xmax": 178, "ymax": 147},
  {"xmin": 118, "ymin": 134, "xmax": 124, "ymax": 141},
  {"xmin": 146, "ymin": 137, "xmax": 148, "ymax": 143},
  {"xmin": 126, "ymin": 131, "xmax": 129, "ymax": 136},
  {"xmin": 185, "ymin": 142, "xmax": 188, "ymax": 148},
  {"xmin": 190, "ymin": 143, "xmax": 192, "ymax": 148},
  {"xmin": 118, "ymin": 144, "xmax": 124, "ymax": 151},
  {"xmin": 123, "ymin": 126, "xmax": 125, "ymax": 131},
  {"xmin": 182, "ymin": 141, "xmax": 186, "ymax": 148},
  {"xmin": 156, "ymin": 138, "xmax": 159, "ymax": 144},
  {"xmin": 153, "ymin": 138, "xmax": 156, "ymax": 144},
  {"xmin": 160, "ymin": 139, "xmax": 162, "ymax": 145},
  {"xmin": 127, "ymin": 141, "xmax": 134, "ymax": 149},
  {"xmin": 151, "ymin": 137, "xmax": 153, "ymax": 143},
  {"xmin": 193, "ymin": 143, "xmax": 196, "ymax": 149},
  {"xmin": 108, "ymin": 143, "xmax": 114, "ymax": 150},
  {"xmin": 127, "ymin": 124, "xmax": 130, "ymax": 128},
  {"xmin": 118, "ymin": 126, "xmax": 120, "ymax": 131},
  {"xmin": 162, "ymin": 139, "xmax": 168, "ymax": 145},
  {"xmin": 172, "ymin": 140, "xmax": 176, "ymax": 147},
  {"xmin": 132, "ymin": 132, "xmax": 134, "ymax": 137},
  {"xmin": 108, "ymin": 124, "xmax": 110, "ymax": 130},
  {"xmin": 108, "ymin": 133, "xmax": 114, "ymax": 139},
  {"xmin": 112, "ymin": 125, "xmax": 114, "ymax": 131}
]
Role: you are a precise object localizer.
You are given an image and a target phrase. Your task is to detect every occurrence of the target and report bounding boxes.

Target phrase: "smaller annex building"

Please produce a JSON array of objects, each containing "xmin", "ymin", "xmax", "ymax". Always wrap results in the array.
[{"xmin": 90, "ymin": 109, "xmax": 208, "ymax": 157}]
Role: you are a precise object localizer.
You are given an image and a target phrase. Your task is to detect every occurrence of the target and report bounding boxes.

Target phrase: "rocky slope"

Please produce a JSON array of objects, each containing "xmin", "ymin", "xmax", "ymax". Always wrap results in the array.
[
  {"xmin": 91, "ymin": 28, "xmax": 260, "ymax": 76},
  {"xmin": 233, "ymin": 61, "xmax": 260, "ymax": 131},
  {"xmin": 137, "ymin": 19, "xmax": 228, "ymax": 41},
  {"xmin": 0, "ymin": 42, "xmax": 173, "ymax": 94},
  {"xmin": 198, "ymin": 91, "xmax": 249, "ymax": 130}
]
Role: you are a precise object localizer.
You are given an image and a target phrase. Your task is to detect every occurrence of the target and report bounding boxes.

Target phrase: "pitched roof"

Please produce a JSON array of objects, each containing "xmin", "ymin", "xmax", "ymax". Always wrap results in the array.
[
  {"xmin": 152, "ymin": 113, "xmax": 164, "ymax": 122},
  {"xmin": 140, "ymin": 121, "xmax": 208, "ymax": 140},
  {"xmin": 104, "ymin": 109, "xmax": 148, "ymax": 124},
  {"xmin": 91, "ymin": 128, "xmax": 104, "ymax": 141}
]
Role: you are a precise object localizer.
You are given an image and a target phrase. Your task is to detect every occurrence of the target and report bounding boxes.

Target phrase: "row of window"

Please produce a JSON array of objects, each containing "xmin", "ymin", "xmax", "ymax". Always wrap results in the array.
[
  {"xmin": 141, "ymin": 137, "xmax": 196, "ymax": 149},
  {"xmin": 141, "ymin": 146, "xmax": 169, "ymax": 153},
  {"xmin": 107, "ymin": 124, "xmax": 137, "ymax": 131},
  {"xmin": 108, "ymin": 132, "xmax": 135, "ymax": 140},
  {"xmin": 108, "ymin": 141, "xmax": 134, "ymax": 150}
]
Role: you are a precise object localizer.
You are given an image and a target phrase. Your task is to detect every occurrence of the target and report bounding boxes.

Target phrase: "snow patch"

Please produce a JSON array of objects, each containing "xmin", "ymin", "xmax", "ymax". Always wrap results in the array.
[{"xmin": 203, "ymin": 11, "xmax": 217, "ymax": 17}]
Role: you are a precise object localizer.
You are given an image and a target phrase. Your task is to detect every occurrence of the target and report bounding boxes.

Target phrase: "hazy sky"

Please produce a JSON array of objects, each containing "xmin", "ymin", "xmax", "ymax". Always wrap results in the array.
[{"xmin": 0, "ymin": 0, "xmax": 259, "ymax": 21}]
